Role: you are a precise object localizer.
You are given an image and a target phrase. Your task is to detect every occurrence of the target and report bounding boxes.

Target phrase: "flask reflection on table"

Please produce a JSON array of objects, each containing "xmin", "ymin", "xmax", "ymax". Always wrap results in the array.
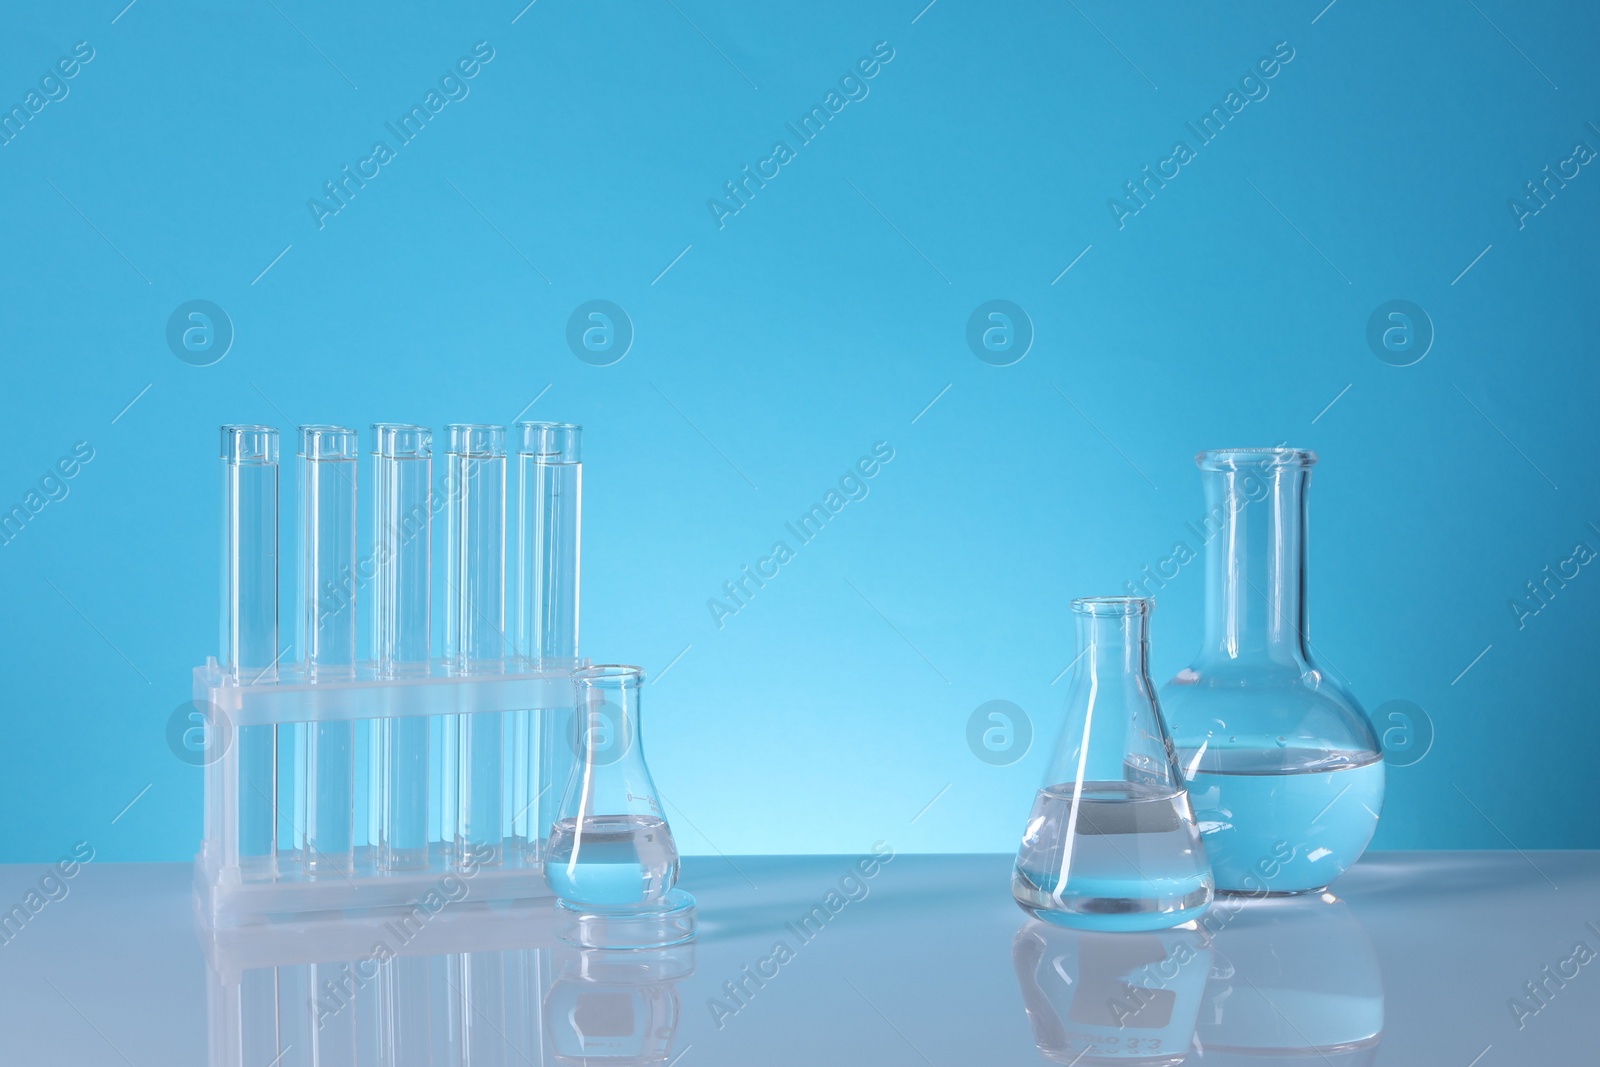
[
  {"xmin": 1196, "ymin": 893, "xmax": 1383, "ymax": 1065},
  {"xmin": 1013, "ymin": 893, "xmax": 1384, "ymax": 1065},
  {"xmin": 544, "ymin": 943, "xmax": 695, "ymax": 1065},
  {"xmin": 1012, "ymin": 920, "xmax": 1210, "ymax": 1065}
]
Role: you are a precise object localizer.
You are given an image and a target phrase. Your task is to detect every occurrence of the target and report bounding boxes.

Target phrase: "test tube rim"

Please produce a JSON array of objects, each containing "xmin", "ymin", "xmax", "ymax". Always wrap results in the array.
[
  {"xmin": 220, "ymin": 424, "xmax": 278, "ymax": 464},
  {"xmin": 445, "ymin": 423, "xmax": 508, "ymax": 457},
  {"xmin": 297, "ymin": 424, "xmax": 359, "ymax": 460},
  {"xmin": 515, "ymin": 420, "xmax": 582, "ymax": 461},
  {"xmin": 371, "ymin": 422, "xmax": 433, "ymax": 458}
]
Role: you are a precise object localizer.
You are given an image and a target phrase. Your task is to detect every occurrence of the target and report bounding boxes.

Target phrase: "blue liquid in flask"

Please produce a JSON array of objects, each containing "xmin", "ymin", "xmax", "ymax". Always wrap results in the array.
[
  {"xmin": 544, "ymin": 813, "xmax": 680, "ymax": 907},
  {"xmin": 1180, "ymin": 746, "xmax": 1384, "ymax": 894},
  {"xmin": 1013, "ymin": 781, "xmax": 1213, "ymax": 933}
]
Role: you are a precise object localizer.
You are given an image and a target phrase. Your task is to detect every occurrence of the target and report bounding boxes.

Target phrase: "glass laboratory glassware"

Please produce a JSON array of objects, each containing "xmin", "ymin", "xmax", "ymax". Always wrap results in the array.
[
  {"xmin": 295, "ymin": 425, "xmax": 358, "ymax": 877},
  {"xmin": 1161, "ymin": 449, "xmax": 1384, "ymax": 895},
  {"xmin": 514, "ymin": 421, "xmax": 582, "ymax": 863},
  {"xmin": 1012, "ymin": 597, "xmax": 1212, "ymax": 932},
  {"xmin": 444, "ymin": 424, "xmax": 508, "ymax": 869},
  {"xmin": 1012, "ymin": 920, "xmax": 1210, "ymax": 1066},
  {"xmin": 545, "ymin": 665, "xmax": 695, "ymax": 948},
  {"xmin": 221, "ymin": 425, "xmax": 279, "ymax": 881},
  {"xmin": 372, "ymin": 424, "xmax": 432, "ymax": 872}
]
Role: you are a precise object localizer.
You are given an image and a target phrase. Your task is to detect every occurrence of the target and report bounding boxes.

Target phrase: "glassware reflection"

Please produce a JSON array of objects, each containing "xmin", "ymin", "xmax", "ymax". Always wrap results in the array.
[
  {"xmin": 1012, "ymin": 893, "xmax": 1385, "ymax": 1066},
  {"xmin": 1013, "ymin": 920, "xmax": 1211, "ymax": 1064},
  {"xmin": 200, "ymin": 901, "xmax": 693, "ymax": 1067},
  {"xmin": 1196, "ymin": 894, "xmax": 1383, "ymax": 1064},
  {"xmin": 544, "ymin": 943, "xmax": 694, "ymax": 1065}
]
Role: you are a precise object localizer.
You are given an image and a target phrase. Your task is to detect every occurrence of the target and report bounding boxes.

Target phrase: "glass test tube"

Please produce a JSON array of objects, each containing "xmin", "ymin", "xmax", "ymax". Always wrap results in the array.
[
  {"xmin": 221, "ymin": 425, "xmax": 280, "ymax": 878},
  {"xmin": 514, "ymin": 422, "xmax": 582, "ymax": 860},
  {"xmin": 373, "ymin": 424, "xmax": 433, "ymax": 872},
  {"xmin": 297, "ymin": 425, "xmax": 358, "ymax": 877},
  {"xmin": 445, "ymin": 424, "xmax": 507, "ymax": 868}
]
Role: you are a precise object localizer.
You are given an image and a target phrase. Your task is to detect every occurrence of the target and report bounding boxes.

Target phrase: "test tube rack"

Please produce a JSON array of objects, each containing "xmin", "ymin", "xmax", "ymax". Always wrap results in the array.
[
  {"xmin": 198, "ymin": 421, "xmax": 585, "ymax": 927},
  {"xmin": 193, "ymin": 658, "xmax": 583, "ymax": 925}
]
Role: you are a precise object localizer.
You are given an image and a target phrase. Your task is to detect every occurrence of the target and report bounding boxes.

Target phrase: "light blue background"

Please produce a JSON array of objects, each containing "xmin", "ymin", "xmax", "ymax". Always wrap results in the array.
[{"xmin": 2, "ymin": 0, "xmax": 1596, "ymax": 862}]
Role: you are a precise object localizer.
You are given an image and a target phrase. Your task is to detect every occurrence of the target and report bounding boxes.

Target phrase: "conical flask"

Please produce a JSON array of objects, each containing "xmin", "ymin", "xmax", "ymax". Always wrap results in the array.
[
  {"xmin": 1012, "ymin": 597, "xmax": 1213, "ymax": 932},
  {"xmin": 545, "ymin": 665, "xmax": 695, "ymax": 948},
  {"xmin": 1161, "ymin": 449, "xmax": 1384, "ymax": 895}
]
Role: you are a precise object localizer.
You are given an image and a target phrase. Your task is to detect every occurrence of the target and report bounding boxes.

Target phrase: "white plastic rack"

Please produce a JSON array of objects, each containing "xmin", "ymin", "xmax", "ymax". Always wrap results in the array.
[{"xmin": 194, "ymin": 656, "xmax": 583, "ymax": 925}]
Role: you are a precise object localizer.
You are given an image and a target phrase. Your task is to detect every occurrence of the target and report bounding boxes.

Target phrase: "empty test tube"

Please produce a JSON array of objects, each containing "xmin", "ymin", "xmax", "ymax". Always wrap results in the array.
[
  {"xmin": 372, "ymin": 424, "xmax": 433, "ymax": 872},
  {"xmin": 515, "ymin": 423, "xmax": 582, "ymax": 663},
  {"xmin": 514, "ymin": 422, "xmax": 582, "ymax": 859},
  {"xmin": 221, "ymin": 425, "xmax": 280, "ymax": 878},
  {"xmin": 297, "ymin": 425, "xmax": 359, "ymax": 876},
  {"xmin": 445, "ymin": 424, "xmax": 508, "ymax": 868}
]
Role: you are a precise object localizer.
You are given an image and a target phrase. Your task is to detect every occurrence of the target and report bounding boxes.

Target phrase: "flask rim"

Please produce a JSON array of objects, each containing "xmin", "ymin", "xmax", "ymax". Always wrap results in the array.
[
  {"xmin": 1071, "ymin": 596, "xmax": 1152, "ymax": 617},
  {"xmin": 1196, "ymin": 447, "xmax": 1316, "ymax": 471}
]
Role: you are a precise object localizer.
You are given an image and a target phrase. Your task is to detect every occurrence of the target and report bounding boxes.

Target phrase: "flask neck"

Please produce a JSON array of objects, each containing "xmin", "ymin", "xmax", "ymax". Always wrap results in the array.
[
  {"xmin": 581, "ymin": 678, "xmax": 643, "ymax": 741},
  {"xmin": 563, "ymin": 666, "xmax": 662, "ymax": 822},
  {"xmin": 1075, "ymin": 609, "xmax": 1151, "ymax": 687},
  {"xmin": 1198, "ymin": 462, "xmax": 1312, "ymax": 667},
  {"xmin": 1047, "ymin": 598, "xmax": 1176, "ymax": 791}
]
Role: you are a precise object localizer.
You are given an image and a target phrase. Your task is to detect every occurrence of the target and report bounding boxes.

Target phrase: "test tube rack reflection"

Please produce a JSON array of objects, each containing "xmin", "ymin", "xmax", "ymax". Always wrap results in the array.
[
  {"xmin": 201, "ymin": 422, "xmax": 584, "ymax": 927},
  {"xmin": 205, "ymin": 903, "xmax": 555, "ymax": 1067},
  {"xmin": 200, "ymin": 904, "xmax": 694, "ymax": 1067}
]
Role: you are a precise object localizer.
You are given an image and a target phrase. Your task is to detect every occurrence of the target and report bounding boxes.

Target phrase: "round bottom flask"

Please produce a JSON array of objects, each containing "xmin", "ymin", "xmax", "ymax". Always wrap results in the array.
[
  {"xmin": 544, "ymin": 665, "xmax": 695, "ymax": 949},
  {"xmin": 1162, "ymin": 449, "xmax": 1384, "ymax": 895}
]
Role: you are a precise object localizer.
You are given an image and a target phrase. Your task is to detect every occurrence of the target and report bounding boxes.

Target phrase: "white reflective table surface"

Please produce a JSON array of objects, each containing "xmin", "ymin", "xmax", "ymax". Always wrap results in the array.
[{"xmin": 0, "ymin": 852, "xmax": 1594, "ymax": 1065}]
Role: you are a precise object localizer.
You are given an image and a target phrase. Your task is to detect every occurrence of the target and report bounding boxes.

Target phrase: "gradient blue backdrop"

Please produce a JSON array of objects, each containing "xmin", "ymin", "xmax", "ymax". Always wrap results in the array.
[{"xmin": 2, "ymin": 0, "xmax": 1596, "ymax": 862}]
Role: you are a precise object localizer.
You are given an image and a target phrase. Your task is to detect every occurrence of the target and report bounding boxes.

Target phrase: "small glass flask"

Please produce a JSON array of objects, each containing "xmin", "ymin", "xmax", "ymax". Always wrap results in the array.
[
  {"xmin": 1161, "ymin": 449, "xmax": 1384, "ymax": 895},
  {"xmin": 1012, "ymin": 597, "xmax": 1213, "ymax": 932},
  {"xmin": 545, "ymin": 665, "xmax": 695, "ymax": 948}
]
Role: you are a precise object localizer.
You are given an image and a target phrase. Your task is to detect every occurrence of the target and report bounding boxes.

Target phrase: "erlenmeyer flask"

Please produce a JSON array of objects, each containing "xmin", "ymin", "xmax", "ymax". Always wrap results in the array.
[
  {"xmin": 545, "ymin": 665, "xmax": 695, "ymax": 948},
  {"xmin": 1161, "ymin": 449, "xmax": 1384, "ymax": 895},
  {"xmin": 1012, "ymin": 597, "xmax": 1213, "ymax": 931}
]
